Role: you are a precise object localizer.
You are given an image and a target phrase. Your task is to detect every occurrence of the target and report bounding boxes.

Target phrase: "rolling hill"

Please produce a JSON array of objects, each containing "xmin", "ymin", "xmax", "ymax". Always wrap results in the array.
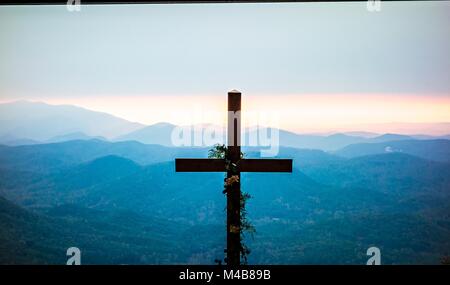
[
  {"xmin": 0, "ymin": 195, "xmax": 220, "ymax": 264},
  {"xmin": 303, "ymin": 152, "xmax": 450, "ymax": 197}
]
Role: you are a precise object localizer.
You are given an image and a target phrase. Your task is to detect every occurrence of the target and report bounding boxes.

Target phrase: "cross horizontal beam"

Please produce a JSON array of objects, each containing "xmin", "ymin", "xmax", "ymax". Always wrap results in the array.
[
  {"xmin": 175, "ymin": 158, "xmax": 293, "ymax": 172},
  {"xmin": 239, "ymin": 159, "xmax": 293, "ymax": 172},
  {"xmin": 175, "ymin": 158, "xmax": 226, "ymax": 172}
]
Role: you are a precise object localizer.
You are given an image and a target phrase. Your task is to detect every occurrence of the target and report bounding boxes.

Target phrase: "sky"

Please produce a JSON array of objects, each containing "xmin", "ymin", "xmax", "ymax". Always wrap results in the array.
[{"xmin": 0, "ymin": 2, "xmax": 449, "ymax": 134}]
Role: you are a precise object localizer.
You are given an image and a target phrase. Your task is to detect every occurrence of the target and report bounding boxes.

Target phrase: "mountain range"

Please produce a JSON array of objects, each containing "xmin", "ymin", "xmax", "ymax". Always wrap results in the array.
[
  {"xmin": 0, "ymin": 100, "xmax": 449, "ymax": 264},
  {"xmin": 0, "ymin": 139, "xmax": 449, "ymax": 264},
  {"xmin": 0, "ymin": 101, "xmax": 144, "ymax": 141},
  {"xmin": 1, "ymin": 101, "xmax": 449, "ymax": 152}
]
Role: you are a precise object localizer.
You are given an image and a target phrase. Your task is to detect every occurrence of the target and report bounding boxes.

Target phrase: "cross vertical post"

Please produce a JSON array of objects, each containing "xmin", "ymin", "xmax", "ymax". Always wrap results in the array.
[
  {"xmin": 227, "ymin": 90, "xmax": 241, "ymax": 266},
  {"xmin": 174, "ymin": 90, "xmax": 293, "ymax": 266}
]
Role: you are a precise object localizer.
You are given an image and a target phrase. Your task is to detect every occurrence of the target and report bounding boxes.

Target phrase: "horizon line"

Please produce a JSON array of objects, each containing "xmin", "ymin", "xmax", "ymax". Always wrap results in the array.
[{"xmin": 1, "ymin": 98, "xmax": 450, "ymax": 136}]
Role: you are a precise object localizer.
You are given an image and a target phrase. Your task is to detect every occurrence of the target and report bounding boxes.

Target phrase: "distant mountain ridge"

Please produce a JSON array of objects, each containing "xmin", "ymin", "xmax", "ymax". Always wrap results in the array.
[
  {"xmin": 47, "ymin": 132, "xmax": 106, "ymax": 143},
  {"xmin": 114, "ymin": 124, "xmax": 450, "ymax": 151},
  {"xmin": 1, "ymin": 101, "xmax": 449, "ymax": 151},
  {"xmin": 335, "ymin": 139, "xmax": 450, "ymax": 162},
  {"xmin": 115, "ymin": 122, "xmax": 177, "ymax": 145},
  {"xmin": 0, "ymin": 101, "xmax": 144, "ymax": 141}
]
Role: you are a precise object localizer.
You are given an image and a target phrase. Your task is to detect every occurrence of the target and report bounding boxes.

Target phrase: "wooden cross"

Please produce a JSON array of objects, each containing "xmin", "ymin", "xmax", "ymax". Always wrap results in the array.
[{"xmin": 175, "ymin": 90, "xmax": 293, "ymax": 265}]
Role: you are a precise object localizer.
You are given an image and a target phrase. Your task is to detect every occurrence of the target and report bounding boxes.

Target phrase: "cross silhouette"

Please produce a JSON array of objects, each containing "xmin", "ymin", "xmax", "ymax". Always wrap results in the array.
[{"xmin": 175, "ymin": 90, "xmax": 293, "ymax": 265}]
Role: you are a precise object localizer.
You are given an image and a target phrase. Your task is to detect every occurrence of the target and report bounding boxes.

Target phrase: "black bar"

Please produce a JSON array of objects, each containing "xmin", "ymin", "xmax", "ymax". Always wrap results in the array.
[
  {"xmin": 0, "ymin": 265, "xmax": 447, "ymax": 283},
  {"xmin": 0, "ymin": 1, "xmax": 411, "ymax": 6}
]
